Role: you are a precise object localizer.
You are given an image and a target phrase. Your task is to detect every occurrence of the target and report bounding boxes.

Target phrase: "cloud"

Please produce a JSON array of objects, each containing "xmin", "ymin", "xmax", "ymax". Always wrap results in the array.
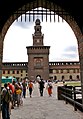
[
  {"xmin": 60, "ymin": 46, "xmax": 79, "ymax": 61},
  {"xmin": 14, "ymin": 16, "xmax": 34, "ymax": 29},
  {"xmin": 64, "ymin": 46, "xmax": 78, "ymax": 52},
  {"xmin": 13, "ymin": 8, "xmax": 46, "ymax": 29},
  {"xmin": 62, "ymin": 53, "xmax": 78, "ymax": 59}
]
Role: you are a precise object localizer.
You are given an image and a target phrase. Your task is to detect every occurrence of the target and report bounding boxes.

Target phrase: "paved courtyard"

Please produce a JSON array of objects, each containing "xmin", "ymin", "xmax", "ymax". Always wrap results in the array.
[{"xmin": 10, "ymin": 83, "xmax": 83, "ymax": 119}]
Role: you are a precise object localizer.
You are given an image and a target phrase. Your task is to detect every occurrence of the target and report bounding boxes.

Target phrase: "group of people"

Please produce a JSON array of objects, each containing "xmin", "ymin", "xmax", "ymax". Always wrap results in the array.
[
  {"xmin": 20, "ymin": 78, "xmax": 53, "ymax": 98},
  {"xmin": 1, "ymin": 80, "xmax": 23, "ymax": 119},
  {"xmin": 1, "ymin": 78, "xmax": 53, "ymax": 119},
  {"xmin": 1, "ymin": 79, "xmax": 35, "ymax": 119}
]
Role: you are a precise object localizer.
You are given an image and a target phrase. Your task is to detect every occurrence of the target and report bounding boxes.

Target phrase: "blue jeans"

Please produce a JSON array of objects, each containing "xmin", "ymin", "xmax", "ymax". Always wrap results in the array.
[
  {"xmin": 23, "ymin": 89, "xmax": 26, "ymax": 98},
  {"xmin": 2, "ymin": 101, "xmax": 10, "ymax": 119}
]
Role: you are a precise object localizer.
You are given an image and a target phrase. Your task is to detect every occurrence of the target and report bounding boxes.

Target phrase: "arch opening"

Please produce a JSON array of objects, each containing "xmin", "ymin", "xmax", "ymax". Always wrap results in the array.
[{"xmin": 0, "ymin": 0, "xmax": 83, "ymax": 109}]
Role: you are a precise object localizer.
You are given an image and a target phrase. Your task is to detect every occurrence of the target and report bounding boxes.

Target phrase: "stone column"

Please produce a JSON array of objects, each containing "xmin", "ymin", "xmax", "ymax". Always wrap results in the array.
[
  {"xmin": 80, "ymin": 57, "xmax": 83, "ymax": 104},
  {"xmin": 79, "ymin": 37, "xmax": 83, "ymax": 104}
]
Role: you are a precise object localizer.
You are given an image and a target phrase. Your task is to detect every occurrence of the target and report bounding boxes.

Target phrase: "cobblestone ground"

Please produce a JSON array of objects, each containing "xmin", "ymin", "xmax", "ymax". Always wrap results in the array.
[{"xmin": 10, "ymin": 83, "xmax": 83, "ymax": 119}]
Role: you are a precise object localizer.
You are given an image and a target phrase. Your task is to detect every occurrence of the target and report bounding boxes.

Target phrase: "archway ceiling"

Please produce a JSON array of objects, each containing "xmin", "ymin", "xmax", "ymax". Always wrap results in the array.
[{"xmin": 0, "ymin": 0, "xmax": 83, "ymax": 33}]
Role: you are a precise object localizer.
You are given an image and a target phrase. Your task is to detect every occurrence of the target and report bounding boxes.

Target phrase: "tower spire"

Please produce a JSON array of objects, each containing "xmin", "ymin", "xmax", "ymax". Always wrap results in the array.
[{"xmin": 32, "ymin": 19, "xmax": 44, "ymax": 46}]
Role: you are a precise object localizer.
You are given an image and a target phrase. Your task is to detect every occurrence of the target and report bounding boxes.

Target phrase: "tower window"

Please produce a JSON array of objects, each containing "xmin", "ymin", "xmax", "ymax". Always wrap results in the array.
[{"xmin": 37, "ymin": 28, "xmax": 39, "ymax": 32}]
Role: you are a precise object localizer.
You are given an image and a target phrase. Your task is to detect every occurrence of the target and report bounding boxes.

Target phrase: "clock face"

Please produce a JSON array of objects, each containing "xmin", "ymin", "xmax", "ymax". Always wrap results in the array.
[{"xmin": 37, "ymin": 39, "xmax": 40, "ymax": 43}]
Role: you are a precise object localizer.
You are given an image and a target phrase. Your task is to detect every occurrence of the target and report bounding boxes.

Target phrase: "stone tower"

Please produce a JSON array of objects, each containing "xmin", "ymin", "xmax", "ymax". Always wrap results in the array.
[{"xmin": 26, "ymin": 19, "xmax": 50, "ymax": 81}]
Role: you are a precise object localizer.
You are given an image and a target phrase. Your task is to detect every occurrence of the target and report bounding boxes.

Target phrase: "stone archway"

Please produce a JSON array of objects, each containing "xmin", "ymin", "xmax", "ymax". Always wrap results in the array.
[{"xmin": 0, "ymin": 0, "xmax": 83, "ymax": 105}]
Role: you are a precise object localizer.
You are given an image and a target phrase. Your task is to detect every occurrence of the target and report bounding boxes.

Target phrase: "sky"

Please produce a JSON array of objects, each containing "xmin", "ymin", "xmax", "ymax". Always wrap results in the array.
[{"xmin": 3, "ymin": 10, "xmax": 79, "ymax": 62}]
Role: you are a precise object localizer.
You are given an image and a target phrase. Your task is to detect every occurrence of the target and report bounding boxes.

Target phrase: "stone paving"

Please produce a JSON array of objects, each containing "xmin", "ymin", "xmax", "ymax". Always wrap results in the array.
[{"xmin": 9, "ymin": 83, "xmax": 83, "ymax": 119}]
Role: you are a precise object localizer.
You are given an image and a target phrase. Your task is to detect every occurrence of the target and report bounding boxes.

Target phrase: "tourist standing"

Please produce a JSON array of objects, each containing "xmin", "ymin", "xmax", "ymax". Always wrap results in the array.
[
  {"xmin": 7, "ymin": 82, "xmax": 15, "ymax": 109},
  {"xmin": 1, "ymin": 83, "xmax": 11, "ymax": 119},
  {"xmin": 12, "ymin": 81, "xmax": 21, "ymax": 107}
]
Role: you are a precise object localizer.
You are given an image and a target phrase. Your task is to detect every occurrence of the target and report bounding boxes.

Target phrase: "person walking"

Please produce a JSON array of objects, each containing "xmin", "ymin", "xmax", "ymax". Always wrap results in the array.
[
  {"xmin": 46, "ymin": 79, "xmax": 53, "ymax": 97},
  {"xmin": 28, "ymin": 80, "xmax": 33, "ymax": 98},
  {"xmin": 1, "ymin": 83, "xmax": 12, "ymax": 119},
  {"xmin": 38, "ymin": 79, "xmax": 45, "ymax": 96},
  {"xmin": 22, "ymin": 79, "xmax": 27, "ymax": 98}
]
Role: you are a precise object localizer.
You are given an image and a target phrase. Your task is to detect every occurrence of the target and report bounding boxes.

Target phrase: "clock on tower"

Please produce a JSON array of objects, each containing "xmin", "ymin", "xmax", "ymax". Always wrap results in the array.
[{"xmin": 32, "ymin": 19, "xmax": 44, "ymax": 46}]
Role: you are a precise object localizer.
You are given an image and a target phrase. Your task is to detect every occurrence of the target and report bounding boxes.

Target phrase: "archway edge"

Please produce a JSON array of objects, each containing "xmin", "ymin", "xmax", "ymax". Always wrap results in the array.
[
  {"xmin": 2, "ymin": 1, "xmax": 83, "ymax": 50},
  {"xmin": 2, "ymin": 1, "xmax": 83, "ymax": 41}
]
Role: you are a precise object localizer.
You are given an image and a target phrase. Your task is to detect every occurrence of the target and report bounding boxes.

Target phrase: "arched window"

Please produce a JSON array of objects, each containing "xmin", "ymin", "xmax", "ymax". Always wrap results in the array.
[
  {"xmin": 62, "ymin": 75, "xmax": 64, "ymax": 81},
  {"xmin": 76, "ymin": 75, "xmax": 79, "ymax": 80},
  {"xmin": 54, "ymin": 76, "xmax": 57, "ymax": 80},
  {"xmin": 69, "ymin": 75, "xmax": 72, "ymax": 80}
]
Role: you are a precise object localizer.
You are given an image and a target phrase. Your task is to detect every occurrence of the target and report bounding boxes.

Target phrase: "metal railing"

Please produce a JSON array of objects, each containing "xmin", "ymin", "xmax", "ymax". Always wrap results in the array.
[{"xmin": 57, "ymin": 85, "xmax": 83, "ymax": 112}]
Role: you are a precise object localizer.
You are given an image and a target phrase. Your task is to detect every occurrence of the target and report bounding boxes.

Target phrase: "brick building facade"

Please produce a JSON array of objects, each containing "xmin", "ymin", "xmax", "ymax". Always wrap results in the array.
[{"xmin": 26, "ymin": 19, "xmax": 50, "ymax": 81}]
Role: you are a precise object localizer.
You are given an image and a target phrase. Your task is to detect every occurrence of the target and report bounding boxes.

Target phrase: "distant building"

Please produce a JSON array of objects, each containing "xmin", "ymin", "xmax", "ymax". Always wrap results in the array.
[
  {"xmin": 2, "ymin": 19, "xmax": 80, "ymax": 82},
  {"xmin": 2, "ymin": 61, "xmax": 80, "ymax": 82}
]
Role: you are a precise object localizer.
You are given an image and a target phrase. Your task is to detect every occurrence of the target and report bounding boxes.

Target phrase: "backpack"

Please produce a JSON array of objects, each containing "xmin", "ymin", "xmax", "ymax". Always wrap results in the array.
[
  {"xmin": 4, "ymin": 89, "xmax": 12, "ymax": 103},
  {"xmin": 48, "ymin": 83, "xmax": 52, "ymax": 89}
]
